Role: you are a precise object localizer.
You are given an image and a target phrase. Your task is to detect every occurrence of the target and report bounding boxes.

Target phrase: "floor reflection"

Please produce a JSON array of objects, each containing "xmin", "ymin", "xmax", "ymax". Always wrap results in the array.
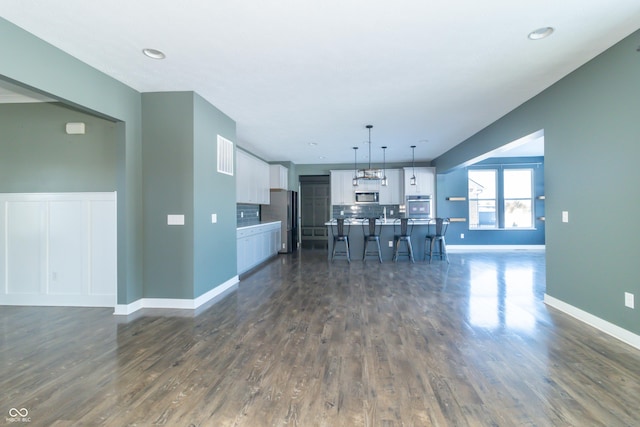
[{"xmin": 466, "ymin": 252, "xmax": 543, "ymax": 332}]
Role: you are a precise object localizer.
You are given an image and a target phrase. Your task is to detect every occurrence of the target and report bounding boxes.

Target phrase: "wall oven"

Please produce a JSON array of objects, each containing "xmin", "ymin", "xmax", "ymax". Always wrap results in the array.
[
  {"xmin": 355, "ymin": 191, "xmax": 379, "ymax": 204},
  {"xmin": 406, "ymin": 195, "xmax": 432, "ymax": 218}
]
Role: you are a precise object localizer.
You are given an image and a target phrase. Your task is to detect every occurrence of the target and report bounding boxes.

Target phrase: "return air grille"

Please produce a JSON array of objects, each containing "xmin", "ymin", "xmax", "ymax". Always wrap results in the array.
[{"xmin": 217, "ymin": 135, "xmax": 234, "ymax": 176}]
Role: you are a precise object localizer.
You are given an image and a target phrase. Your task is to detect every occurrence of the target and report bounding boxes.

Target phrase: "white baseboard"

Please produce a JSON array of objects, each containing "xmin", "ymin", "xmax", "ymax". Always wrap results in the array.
[
  {"xmin": 544, "ymin": 294, "xmax": 640, "ymax": 351},
  {"xmin": 1, "ymin": 294, "xmax": 116, "ymax": 307},
  {"xmin": 113, "ymin": 275, "xmax": 239, "ymax": 316},
  {"xmin": 447, "ymin": 245, "xmax": 545, "ymax": 252}
]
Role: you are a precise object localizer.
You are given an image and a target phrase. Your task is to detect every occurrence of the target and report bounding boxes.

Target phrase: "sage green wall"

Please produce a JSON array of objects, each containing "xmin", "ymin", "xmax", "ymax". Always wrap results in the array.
[
  {"xmin": 0, "ymin": 17, "xmax": 143, "ymax": 305},
  {"xmin": 142, "ymin": 92, "xmax": 195, "ymax": 299},
  {"xmin": 193, "ymin": 93, "xmax": 237, "ymax": 298},
  {"xmin": 142, "ymin": 92, "xmax": 237, "ymax": 299},
  {"xmin": 0, "ymin": 103, "xmax": 117, "ymax": 192},
  {"xmin": 433, "ymin": 29, "xmax": 640, "ymax": 334}
]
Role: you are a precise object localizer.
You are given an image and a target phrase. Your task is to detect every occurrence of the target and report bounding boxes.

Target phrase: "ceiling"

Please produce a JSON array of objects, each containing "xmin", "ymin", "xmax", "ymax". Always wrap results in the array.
[{"xmin": 1, "ymin": 1, "xmax": 639, "ymax": 165}]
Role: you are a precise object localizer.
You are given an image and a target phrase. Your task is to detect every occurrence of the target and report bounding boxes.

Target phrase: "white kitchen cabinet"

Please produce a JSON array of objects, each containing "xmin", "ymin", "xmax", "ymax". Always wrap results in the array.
[
  {"xmin": 236, "ymin": 150, "xmax": 251, "ymax": 203},
  {"xmin": 357, "ymin": 178, "xmax": 380, "ymax": 192},
  {"xmin": 332, "ymin": 169, "xmax": 404, "ymax": 206},
  {"xmin": 379, "ymin": 169, "xmax": 403, "ymax": 205},
  {"xmin": 237, "ymin": 221, "xmax": 281, "ymax": 274},
  {"xmin": 269, "ymin": 164, "xmax": 288, "ymax": 190},
  {"xmin": 403, "ymin": 167, "xmax": 436, "ymax": 198},
  {"xmin": 330, "ymin": 170, "xmax": 356, "ymax": 205},
  {"xmin": 237, "ymin": 150, "xmax": 270, "ymax": 204},
  {"xmin": 258, "ymin": 162, "xmax": 270, "ymax": 204}
]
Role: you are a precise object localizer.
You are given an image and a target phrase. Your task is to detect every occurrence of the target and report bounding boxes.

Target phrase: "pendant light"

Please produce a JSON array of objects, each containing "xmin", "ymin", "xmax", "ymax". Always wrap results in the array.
[
  {"xmin": 366, "ymin": 125, "xmax": 373, "ymax": 172},
  {"xmin": 381, "ymin": 146, "xmax": 388, "ymax": 186},
  {"xmin": 352, "ymin": 146, "xmax": 359, "ymax": 186},
  {"xmin": 410, "ymin": 145, "xmax": 417, "ymax": 186},
  {"xmin": 355, "ymin": 124, "xmax": 383, "ymax": 180}
]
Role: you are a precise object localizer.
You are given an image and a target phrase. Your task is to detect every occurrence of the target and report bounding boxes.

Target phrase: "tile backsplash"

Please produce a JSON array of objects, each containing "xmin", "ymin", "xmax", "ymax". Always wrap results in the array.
[
  {"xmin": 237, "ymin": 204, "xmax": 261, "ymax": 227},
  {"xmin": 332, "ymin": 204, "xmax": 401, "ymax": 220}
]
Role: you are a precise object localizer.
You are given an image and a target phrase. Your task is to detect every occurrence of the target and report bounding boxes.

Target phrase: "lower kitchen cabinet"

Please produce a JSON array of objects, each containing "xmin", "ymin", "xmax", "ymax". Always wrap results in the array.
[{"xmin": 237, "ymin": 221, "xmax": 281, "ymax": 274}]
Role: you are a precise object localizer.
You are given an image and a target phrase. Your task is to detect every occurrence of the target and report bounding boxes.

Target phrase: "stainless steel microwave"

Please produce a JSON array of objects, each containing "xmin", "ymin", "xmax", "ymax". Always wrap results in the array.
[{"xmin": 355, "ymin": 191, "xmax": 379, "ymax": 204}]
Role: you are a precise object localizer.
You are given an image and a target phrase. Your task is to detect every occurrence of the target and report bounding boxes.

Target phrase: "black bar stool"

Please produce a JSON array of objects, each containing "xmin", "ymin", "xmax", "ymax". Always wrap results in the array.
[
  {"xmin": 424, "ymin": 218, "xmax": 450, "ymax": 263},
  {"xmin": 393, "ymin": 218, "xmax": 415, "ymax": 263},
  {"xmin": 361, "ymin": 218, "xmax": 382, "ymax": 263},
  {"xmin": 330, "ymin": 218, "xmax": 351, "ymax": 263}
]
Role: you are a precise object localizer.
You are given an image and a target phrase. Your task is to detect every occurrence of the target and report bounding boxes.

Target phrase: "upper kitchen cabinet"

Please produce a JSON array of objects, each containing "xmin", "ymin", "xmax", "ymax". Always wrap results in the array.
[
  {"xmin": 403, "ymin": 167, "xmax": 435, "ymax": 198},
  {"xmin": 379, "ymin": 169, "xmax": 403, "ymax": 205},
  {"xmin": 330, "ymin": 170, "xmax": 356, "ymax": 205},
  {"xmin": 356, "ymin": 178, "xmax": 380, "ymax": 192},
  {"xmin": 237, "ymin": 150, "xmax": 270, "ymax": 204},
  {"xmin": 269, "ymin": 164, "xmax": 288, "ymax": 190}
]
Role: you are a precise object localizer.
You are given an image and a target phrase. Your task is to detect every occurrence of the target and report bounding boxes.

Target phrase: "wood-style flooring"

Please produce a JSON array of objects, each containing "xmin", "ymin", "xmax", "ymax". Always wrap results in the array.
[{"xmin": 2, "ymin": 250, "xmax": 640, "ymax": 426}]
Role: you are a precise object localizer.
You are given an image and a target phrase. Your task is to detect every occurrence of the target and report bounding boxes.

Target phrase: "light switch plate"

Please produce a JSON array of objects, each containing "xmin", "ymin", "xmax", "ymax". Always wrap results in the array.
[
  {"xmin": 211, "ymin": 213, "xmax": 217, "ymax": 223},
  {"xmin": 562, "ymin": 211, "xmax": 569, "ymax": 223},
  {"xmin": 625, "ymin": 292, "xmax": 635, "ymax": 309},
  {"xmin": 167, "ymin": 214, "xmax": 185, "ymax": 225}
]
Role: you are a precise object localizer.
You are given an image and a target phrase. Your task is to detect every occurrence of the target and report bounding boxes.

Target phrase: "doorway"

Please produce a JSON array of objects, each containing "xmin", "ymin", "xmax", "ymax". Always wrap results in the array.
[{"xmin": 299, "ymin": 175, "xmax": 330, "ymax": 250}]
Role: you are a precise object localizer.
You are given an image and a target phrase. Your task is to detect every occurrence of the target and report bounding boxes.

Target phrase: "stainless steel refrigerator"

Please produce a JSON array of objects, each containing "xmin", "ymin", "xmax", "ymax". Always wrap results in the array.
[{"xmin": 261, "ymin": 190, "xmax": 298, "ymax": 253}]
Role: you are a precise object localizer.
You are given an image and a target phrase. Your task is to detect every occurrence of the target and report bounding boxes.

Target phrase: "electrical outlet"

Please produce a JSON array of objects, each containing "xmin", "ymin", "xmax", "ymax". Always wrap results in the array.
[
  {"xmin": 625, "ymin": 292, "xmax": 635, "ymax": 309},
  {"xmin": 256, "ymin": 211, "xmax": 259, "ymax": 217},
  {"xmin": 340, "ymin": 210, "xmax": 344, "ymax": 216},
  {"xmin": 388, "ymin": 241, "xmax": 393, "ymax": 247},
  {"xmin": 282, "ymin": 243, "xmax": 286, "ymax": 249},
  {"xmin": 460, "ymin": 233, "xmax": 464, "ymax": 239},
  {"xmin": 562, "ymin": 211, "xmax": 569, "ymax": 223},
  {"xmin": 240, "ymin": 211, "xmax": 244, "ymax": 218},
  {"xmin": 390, "ymin": 210, "xmax": 394, "ymax": 215}
]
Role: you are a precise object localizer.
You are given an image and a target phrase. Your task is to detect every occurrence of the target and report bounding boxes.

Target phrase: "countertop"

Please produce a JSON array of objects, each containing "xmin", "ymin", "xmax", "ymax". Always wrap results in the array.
[
  {"xmin": 237, "ymin": 220, "xmax": 281, "ymax": 230},
  {"xmin": 325, "ymin": 218, "xmax": 432, "ymax": 226}
]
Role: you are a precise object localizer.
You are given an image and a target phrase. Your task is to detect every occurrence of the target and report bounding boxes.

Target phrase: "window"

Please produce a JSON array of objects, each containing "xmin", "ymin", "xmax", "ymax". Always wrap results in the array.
[
  {"xmin": 468, "ymin": 169, "xmax": 497, "ymax": 229},
  {"xmin": 468, "ymin": 167, "xmax": 534, "ymax": 229},
  {"xmin": 504, "ymin": 169, "xmax": 533, "ymax": 228}
]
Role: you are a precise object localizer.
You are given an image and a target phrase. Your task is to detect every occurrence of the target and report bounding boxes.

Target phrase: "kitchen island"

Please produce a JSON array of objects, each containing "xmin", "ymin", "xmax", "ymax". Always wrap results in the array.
[{"xmin": 325, "ymin": 218, "xmax": 441, "ymax": 262}]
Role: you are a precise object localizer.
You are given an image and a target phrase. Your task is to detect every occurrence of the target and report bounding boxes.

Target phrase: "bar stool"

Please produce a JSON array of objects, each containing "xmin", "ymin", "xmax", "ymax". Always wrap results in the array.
[
  {"xmin": 424, "ymin": 218, "xmax": 450, "ymax": 263},
  {"xmin": 392, "ymin": 218, "xmax": 415, "ymax": 263},
  {"xmin": 361, "ymin": 218, "xmax": 383, "ymax": 263},
  {"xmin": 330, "ymin": 218, "xmax": 351, "ymax": 263}
]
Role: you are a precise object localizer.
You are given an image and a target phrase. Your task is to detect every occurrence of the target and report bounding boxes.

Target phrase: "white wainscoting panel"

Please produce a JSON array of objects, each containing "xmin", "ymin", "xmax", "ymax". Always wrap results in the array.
[
  {"xmin": 0, "ymin": 192, "xmax": 116, "ymax": 307},
  {"xmin": 6, "ymin": 201, "xmax": 45, "ymax": 295}
]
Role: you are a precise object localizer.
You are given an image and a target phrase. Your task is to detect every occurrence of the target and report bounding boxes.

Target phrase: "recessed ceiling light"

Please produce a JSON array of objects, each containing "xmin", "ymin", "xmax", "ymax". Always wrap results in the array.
[
  {"xmin": 142, "ymin": 48, "xmax": 166, "ymax": 59},
  {"xmin": 528, "ymin": 27, "xmax": 554, "ymax": 40}
]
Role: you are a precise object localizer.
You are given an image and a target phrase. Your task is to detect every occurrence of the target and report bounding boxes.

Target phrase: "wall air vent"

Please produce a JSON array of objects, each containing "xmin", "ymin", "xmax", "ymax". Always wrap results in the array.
[{"xmin": 217, "ymin": 135, "xmax": 234, "ymax": 176}]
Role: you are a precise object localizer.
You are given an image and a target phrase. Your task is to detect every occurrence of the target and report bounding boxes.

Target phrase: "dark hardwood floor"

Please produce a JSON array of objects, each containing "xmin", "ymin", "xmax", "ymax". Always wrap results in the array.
[{"xmin": 2, "ymin": 250, "xmax": 640, "ymax": 426}]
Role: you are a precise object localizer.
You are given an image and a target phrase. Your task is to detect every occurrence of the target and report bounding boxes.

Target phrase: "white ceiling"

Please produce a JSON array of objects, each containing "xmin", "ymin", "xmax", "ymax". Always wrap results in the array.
[{"xmin": 1, "ymin": 1, "xmax": 639, "ymax": 165}]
